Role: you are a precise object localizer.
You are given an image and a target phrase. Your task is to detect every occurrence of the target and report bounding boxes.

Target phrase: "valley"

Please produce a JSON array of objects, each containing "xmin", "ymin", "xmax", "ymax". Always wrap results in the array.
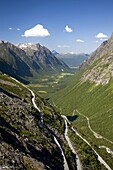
[
  {"xmin": 0, "ymin": 72, "xmax": 107, "ymax": 170},
  {"xmin": 28, "ymin": 72, "xmax": 74, "ymax": 98},
  {"xmin": 1, "ymin": 33, "xmax": 113, "ymax": 170},
  {"xmin": 1, "ymin": 0, "xmax": 113, "ymax": 169},
  {"xmin": 47, "ymin": 34, "xmax": 113, "ymax": 169},
  {"xmin": 49, "ymin": 71, "xmax": 113, "ymax": 169},
  {"xmin": 27, "ymin": 69, "xmax": 113, "ymax": 169}
]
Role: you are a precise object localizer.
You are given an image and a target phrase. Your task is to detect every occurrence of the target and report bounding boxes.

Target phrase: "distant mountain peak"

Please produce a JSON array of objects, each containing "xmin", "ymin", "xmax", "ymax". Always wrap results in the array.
[
  {"xmin": 52, "ymin": 50, "xmax": 59, "ymax": 56},
  {"xmin": 18, "ymin": 42, "xmax": 42, "ymax": 51},
  {"xmin": 55, "ymin": 53, "xmax": 89, "ymax": 67}
]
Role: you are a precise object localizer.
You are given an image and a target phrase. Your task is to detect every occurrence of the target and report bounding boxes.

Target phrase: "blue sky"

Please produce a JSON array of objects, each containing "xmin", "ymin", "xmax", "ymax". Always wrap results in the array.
[{"xmin": 0, "ymin": 0, "xmax": 113, "ymax": 54}]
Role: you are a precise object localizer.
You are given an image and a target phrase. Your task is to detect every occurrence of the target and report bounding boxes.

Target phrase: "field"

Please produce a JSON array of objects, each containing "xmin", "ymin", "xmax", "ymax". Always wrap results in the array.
[{"xmin": 27, "ymin": 72, "xmax": 74, "ymax": 97}]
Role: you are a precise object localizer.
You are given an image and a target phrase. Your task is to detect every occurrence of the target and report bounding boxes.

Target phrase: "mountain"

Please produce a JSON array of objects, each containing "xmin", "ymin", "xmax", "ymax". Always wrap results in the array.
[
  {"xmin": 80, "ymin": 41, "xmax": 108, "ymax": 69},
  {"xmin": 51, "ymin": 33, "xmax": 113, "ymax": 169},
  {"xmin": 80, "ymin": 34, "xmax": 113, "ymax": 70},
  {"xmin": 0, "ymin": 40, "xmax": 108, "ymax": 169},
  {"xmin": 52, "ymin": 50, "xmax": 59, "ymax": 56},
  {"xmin": 0, "ymin": 41, "xmax": 32, "ymax": 84},
  {"xmin": 54, "ymin": 52, "xmax": 89, "ymax": 67},
  {"xmin": 80, "ymin": 33, "xmax": 113, "ymax": 85},
  {"xmin": 0, "ymin": 41, "xmax": 70, "ymax": 84},
  {"xmin": 17, "ymin": 43, "xmax": 70, "ymax": 72},
  {"xmin": 0, "ymin": 72, "xmax": 76, "ymax": 170}
]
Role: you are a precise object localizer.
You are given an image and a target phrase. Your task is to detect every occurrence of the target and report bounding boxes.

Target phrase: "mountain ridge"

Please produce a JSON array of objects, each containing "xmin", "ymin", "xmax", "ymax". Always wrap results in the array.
[
  {"xmin": 53, "ymin": 51, "xmax": 89, "ymax": 67},
  {"xmin": 0, "ymin": 41, "xmax": 70, "ymax": 84},
  {"xmin": 81, "ymin": 33, "xmax": 113, "ymax": 85},
  {"xmin": 17, "ymin": 42, "xmax": 69, "ymax": 72}
]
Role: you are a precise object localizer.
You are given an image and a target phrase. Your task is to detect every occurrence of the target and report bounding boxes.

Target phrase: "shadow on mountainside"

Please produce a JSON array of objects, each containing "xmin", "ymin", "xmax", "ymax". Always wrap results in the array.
[{"xmin": 67, "ymin": 115, "xmax": 78, "ymax": 122}]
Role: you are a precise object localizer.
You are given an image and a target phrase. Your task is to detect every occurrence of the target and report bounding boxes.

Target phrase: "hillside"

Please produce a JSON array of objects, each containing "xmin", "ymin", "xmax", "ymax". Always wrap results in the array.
[
  {"xmin": 80, "ymin": 33, "xmax": 113, "ymax": 85},
  {"xmin": 0, "ymin": 41, "xmax": 70, "ymax": 84},
  {"xmin": 0, "ymin": 72, "xmax": 78, "ymax": 170},
  {"xmin": 51, "ymin": 33, "xmax": 113, "ymax": 169},
  {"xmin": 80, "ymin": 33, "xmax": 113, "ymax": 71},
  {"xmin": 0, "ymin": 41, "xmax": 32, "ymax": 84}
]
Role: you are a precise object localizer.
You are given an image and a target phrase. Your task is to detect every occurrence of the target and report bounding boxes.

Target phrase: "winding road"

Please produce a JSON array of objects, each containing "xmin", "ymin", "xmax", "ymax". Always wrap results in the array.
[
  {"xmin": 99, "ymin": 146, "xmax": 113, "ymax": 157},
  {"xmin": 76, "ymin": 109, "xmax": 113, "ymax": 144},
  {"xmin": 64, "ymin": 114, "xmax": 112, "ymax": 170},
  {"xmin": 29, "ymin": 90, "xmax": 69, "ymax": 170},
  {"xmin": 61, "ymin": 115, "xmax": 82, "ymax": 170},
  {"xmin": 28, "ymin": 89, "xmax": 43, "ymax": 123},
  {"xmin": 32, "ymin": 96, "xmax": 112, "ymax": 170}
]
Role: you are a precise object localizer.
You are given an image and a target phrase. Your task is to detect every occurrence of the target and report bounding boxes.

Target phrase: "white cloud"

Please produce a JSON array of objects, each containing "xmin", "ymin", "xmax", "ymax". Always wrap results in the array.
[
  {"xmin": 17, "ymin": 28, "xmax": 20, "ymax": 31},
  {"xmin": 57, "ymin": 45, "xmax": 70, "ymax": 48},
  {"xmin": 22, "ymin": 24, "xmax": 50, "ymax": 37},
  {"xmin": 95, "ymin": 32, "xmax": 108, "ymax": 39},
  {"xmin": 9, "ymin": 28, "xmax": 12, "ymax": 30},
  {"xmin": 76, "ymin": 39, "xmax": 84, "ymax": 43},
  {"xmin": 65, "ymin": 25, "xmax": 73, "ymax": 32},
  {"xmin": 96, "ymin": 40, "xmax": 99, "ymax": 43}
]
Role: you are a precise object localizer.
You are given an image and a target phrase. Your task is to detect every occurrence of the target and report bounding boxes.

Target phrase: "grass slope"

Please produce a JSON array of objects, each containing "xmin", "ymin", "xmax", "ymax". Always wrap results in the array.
[{"xmin": 51, "ymin": 71, "xmax": 113, "ymax": 168}]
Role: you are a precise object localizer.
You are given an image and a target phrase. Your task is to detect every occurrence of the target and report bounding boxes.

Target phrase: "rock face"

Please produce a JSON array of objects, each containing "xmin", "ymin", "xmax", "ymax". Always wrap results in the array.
[
  {"xmin": 0, "ymin": 41, "xmax": 70, "ymax": 84},
  {"xmin": 81, "ymin": 33, "xmax": 113, "ymax": 85}
]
